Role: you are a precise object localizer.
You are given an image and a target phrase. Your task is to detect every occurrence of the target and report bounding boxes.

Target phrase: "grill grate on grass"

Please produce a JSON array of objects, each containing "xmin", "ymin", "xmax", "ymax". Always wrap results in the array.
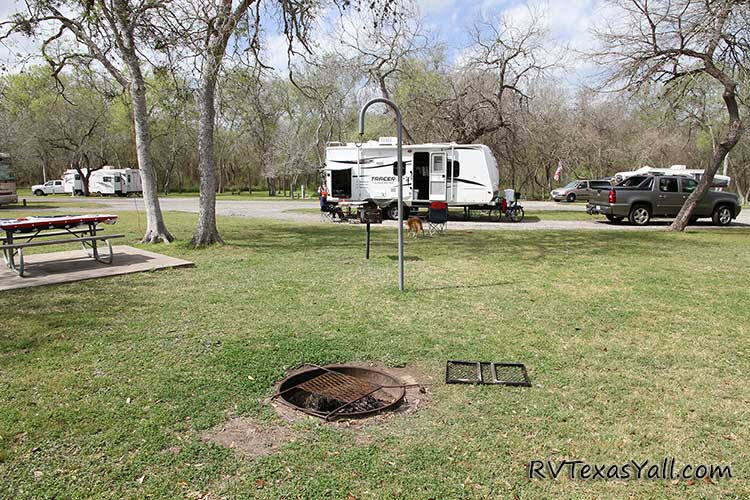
[{"xmin": 446, "ymin": 360, "xmax": 530, "ymax": 387}]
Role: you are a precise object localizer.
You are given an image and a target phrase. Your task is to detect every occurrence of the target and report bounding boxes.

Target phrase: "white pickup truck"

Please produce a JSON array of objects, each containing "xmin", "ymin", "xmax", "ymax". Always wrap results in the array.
[{"xmin": 32, "ymin": 180, "xmax": 65, "ymax": 195}]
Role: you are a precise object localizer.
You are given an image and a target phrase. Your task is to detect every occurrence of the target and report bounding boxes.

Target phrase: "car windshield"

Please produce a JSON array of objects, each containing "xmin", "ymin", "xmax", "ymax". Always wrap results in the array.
[{"xmin": 564, "ymin": 181, "xmax": 578, "ymax": 188}]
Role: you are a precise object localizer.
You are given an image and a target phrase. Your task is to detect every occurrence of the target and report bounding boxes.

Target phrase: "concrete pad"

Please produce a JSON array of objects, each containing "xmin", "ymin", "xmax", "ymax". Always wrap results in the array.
[{"xmin": 0, "ymin": 245, "xmax": 194, "ymax": 291}]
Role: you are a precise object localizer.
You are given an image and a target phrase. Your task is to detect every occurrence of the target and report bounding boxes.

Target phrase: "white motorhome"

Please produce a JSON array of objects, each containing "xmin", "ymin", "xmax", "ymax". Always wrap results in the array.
[
  {"xmin": 324, "ymin": 138, "xmax": 500, "ymax": 219},
  {"xmin": 613, "ymin": 165, "xmax": 730, "ymax": 188},
  {"xmin": 63, "ymin": 169, "xmax": 87, "ymax": 195},
  {"xmin": 89, "ymin": 167, "xmax": 142, "ymax": 195}
]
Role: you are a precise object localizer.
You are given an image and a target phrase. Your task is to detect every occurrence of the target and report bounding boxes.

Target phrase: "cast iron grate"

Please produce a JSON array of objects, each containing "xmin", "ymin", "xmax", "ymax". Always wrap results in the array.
[
  {"xmin": 273, "ymin": 365, "xmax": 411, "ymax": 420},
  {"xmin": 445, "ymin": 360, "xmax": 530, "ymax": 386}
]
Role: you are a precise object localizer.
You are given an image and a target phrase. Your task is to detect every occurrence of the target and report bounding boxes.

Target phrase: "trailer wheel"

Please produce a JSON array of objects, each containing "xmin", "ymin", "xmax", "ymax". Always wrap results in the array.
[{"xmin": 384, "ymin": 204, "xmax": 402, "ymax": 220}]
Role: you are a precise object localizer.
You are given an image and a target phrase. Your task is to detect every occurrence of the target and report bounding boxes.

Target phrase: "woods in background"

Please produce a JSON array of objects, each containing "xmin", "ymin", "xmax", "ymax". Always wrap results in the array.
[{"xmin": 1, "ymin": 1, "xmax": 747, "ymax": 216}]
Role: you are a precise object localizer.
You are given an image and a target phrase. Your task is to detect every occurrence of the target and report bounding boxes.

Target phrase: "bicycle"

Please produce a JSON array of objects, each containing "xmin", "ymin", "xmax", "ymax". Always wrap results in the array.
[{"xmin": 488, "ymin": 192, "xmax": 525, "ymax": 222}]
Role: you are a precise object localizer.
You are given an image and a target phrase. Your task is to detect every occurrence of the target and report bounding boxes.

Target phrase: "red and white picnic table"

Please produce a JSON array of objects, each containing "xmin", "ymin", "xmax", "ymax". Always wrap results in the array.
[{"xmin": 0, "ymin": 214, "xmax": 124, "ymax": 277}]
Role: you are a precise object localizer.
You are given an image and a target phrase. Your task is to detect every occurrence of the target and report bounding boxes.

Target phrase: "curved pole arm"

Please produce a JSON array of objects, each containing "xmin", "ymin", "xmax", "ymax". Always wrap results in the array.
[
  {"xmin": 358, "ymin": 97, "xmax": 405, "ymax": 292},
  {"xmin": 358, "ymin": 98, "xmax": 403, "ymax": 137}
]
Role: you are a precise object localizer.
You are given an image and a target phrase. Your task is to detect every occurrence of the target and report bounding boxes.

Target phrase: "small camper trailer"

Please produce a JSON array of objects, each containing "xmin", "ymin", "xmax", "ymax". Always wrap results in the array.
[
  {"xmin": 89, "ymin": 167, "xmax": 142, "ymax": 195},
  {"xmin": 324, "ymin": 139, "xmax": 500, "ymax": 218},
  {"xmin": 63, "ymin": 169, "xmax": 87, "ymax": 195},
  {"xmin": 63, "ymin": 167, "xmax": 142, "ymax": 195}
]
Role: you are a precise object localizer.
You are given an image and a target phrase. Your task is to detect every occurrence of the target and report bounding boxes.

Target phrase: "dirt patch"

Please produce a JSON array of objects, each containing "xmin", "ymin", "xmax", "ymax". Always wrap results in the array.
[
  {"xmin": 202, "ymin": 417, "xmax": 297, "ymax": 458},
  {"xmin": 269, "ymin": 362, "xmax": 434, "ymax": 426}
]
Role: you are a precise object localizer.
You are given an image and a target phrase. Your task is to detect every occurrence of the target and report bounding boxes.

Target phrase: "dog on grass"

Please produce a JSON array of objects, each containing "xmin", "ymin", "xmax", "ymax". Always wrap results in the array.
[{"xmin": 406, "ymin": 216, "xmax": 424, "ymax": 238}]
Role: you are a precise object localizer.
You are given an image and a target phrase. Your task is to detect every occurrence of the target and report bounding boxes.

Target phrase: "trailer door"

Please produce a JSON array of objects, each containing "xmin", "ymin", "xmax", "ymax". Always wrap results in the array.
[
  {"xmin": 429, "ymin": 153, "xmax": 447, "ymax": 201},
  {"xmin": 113, "ymin": 175, "xmax": 123, "ymax": 194}
]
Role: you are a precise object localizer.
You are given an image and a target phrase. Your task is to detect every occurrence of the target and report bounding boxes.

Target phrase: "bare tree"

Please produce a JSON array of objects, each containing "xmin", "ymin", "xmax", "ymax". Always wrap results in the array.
[
  {"xmin": 421, "ymin": 10, "xmax": 553, "ymax": 144},
  {"xmin": 2, "ymin": 0, "xmax": 174, "ymax": 242},
  {"xmin": 595, "ymin": 0, "xmax": 749, "ymax": 230},
  {"xmin": 160, "ymin": 0, "xmax": 400, "ymax": 246},
  {"xmin": 334, "ymin": 6, "xmax": 428, "ymax": 143}
]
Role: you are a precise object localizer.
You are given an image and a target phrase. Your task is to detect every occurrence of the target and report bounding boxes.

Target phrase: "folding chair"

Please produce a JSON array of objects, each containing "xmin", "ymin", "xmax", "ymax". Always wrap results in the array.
[
  {"xmin": 427, "ymin": 201, "xmax": 448, "ymax": 235},
  {"xmin": 320, "ymin": 206, "xmax": 336, "ymax": 223}
]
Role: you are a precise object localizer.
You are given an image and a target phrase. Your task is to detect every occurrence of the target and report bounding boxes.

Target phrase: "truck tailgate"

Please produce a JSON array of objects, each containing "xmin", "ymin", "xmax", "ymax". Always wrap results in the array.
[{"xmin": 589, "ymin": 188, "xmax": 611, "ymax": 205}]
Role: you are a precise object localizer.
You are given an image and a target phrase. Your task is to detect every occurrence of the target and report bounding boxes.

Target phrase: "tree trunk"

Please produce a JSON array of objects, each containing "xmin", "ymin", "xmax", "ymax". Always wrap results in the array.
[
  {"xmin": 267, "ymin": 176, "xmax": 276, "ymax": 196},
  {"xmin": 130, "ymin": 73, "xmax": 173, "ymax": 242},
  {"xmin": 191, "ymin": 66, "xmax": 224, "ymax": 247},
  {"xmin": 113, "ymin": 0, "xmax": 173, "ymax": 243},
  {"xmin": 671, "ymin": 83, "xmax": 743, "ymax": 231}
]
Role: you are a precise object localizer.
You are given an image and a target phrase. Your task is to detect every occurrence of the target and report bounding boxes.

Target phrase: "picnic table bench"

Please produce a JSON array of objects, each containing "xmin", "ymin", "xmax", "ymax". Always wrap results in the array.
[{"xmin": 0, "ymin": 215, "xmax": 124, "ymax": 277}]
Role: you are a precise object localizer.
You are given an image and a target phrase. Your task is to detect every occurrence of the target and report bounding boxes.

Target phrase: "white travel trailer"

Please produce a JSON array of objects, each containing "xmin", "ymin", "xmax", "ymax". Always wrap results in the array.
[
  {"xmin": 324, "ymin": 138, "xmax": 500, "ymax": 218},
  {"xmin": 63, "ymin": 167, "xmax": 142, "ymax": 195},
  {"xmin": 89, "ymin": 167, "xmax": 142, "ymax": 195},
  {"xmin": 63, "ymin": 169, "xmax": 87, "ymax": 195},
  {"xmin": 613, "ymin": 165, "xmax": 731, "ymax": 188}
]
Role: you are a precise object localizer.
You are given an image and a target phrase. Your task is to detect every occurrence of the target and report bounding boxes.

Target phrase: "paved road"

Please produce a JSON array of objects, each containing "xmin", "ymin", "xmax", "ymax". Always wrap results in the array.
[{"xmin": 38, "ymin": 196, "xmax": 749, "ymax": 231}]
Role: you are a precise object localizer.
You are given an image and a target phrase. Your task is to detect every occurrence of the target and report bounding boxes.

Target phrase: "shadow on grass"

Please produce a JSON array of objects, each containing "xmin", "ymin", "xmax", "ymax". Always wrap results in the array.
[
  {"xmin": 414, "ymin": 280, "xmax": 513, "ymax": 292},
  {"xmin": 387, "ymin": 255, "xmax": 423, "ymax": 261},
  {"xmin": 219, "ymin": 220, "xmax": 734, "ymax": 264}
]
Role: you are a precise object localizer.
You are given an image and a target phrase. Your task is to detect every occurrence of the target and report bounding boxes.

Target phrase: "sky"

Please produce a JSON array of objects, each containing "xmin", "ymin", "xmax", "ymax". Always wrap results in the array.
[
  {"xmin": 1, "ymin": 0, "xmax": 613, "ymax": 86},
  {"xmin": 257, "ymin": 0, "xmax": 613, "ymax": 86}
]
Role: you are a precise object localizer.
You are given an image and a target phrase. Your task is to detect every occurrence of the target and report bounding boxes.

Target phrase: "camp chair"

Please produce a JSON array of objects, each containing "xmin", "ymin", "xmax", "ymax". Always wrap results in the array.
[
  {"xmin": 320, "ymin": 203, "xmax": 336, "ymax": 222},
  {"xmin": 427, "ymin": 201, "xmax": 448, "ymax": 235}
]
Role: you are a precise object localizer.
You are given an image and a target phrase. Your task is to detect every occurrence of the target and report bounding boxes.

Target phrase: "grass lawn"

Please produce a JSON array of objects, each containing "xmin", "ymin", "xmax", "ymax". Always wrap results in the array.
[
  {"xmin": 287, "ymin": 207, "xmax": 598, "ymax": 222},
  {"xmin": 1, "ymin": 208, "xmax": 748, "ymax": 499}
]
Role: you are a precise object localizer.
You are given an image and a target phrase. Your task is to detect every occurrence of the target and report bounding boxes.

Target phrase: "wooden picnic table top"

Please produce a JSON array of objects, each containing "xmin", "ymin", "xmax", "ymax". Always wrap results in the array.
[{"xmin": 0, "ymin": 215, "xmax": 118, "ymax": 234}]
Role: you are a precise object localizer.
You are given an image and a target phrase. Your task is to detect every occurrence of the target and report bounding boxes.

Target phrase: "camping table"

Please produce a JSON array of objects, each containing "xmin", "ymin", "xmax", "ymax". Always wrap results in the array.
[{"xmin": 0, "ymin": 214, "xmax": 123, "ymax": 277}]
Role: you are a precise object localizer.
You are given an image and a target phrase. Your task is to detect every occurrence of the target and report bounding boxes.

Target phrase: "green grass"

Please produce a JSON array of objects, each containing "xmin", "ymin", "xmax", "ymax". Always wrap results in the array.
[
  {"xmin": 287, "ymin": 207, "xmax": 597, "ymax": 221},
  {"xmin": 1, "ymin": 209, "xmax": 749, "ymax": 499}
]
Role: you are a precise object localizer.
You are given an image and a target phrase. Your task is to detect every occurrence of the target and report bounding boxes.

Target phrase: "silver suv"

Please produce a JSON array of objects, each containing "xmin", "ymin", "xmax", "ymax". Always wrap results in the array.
[{"xmin": 551, "ymin": 180, "xmax": 612, "ymax": 202}]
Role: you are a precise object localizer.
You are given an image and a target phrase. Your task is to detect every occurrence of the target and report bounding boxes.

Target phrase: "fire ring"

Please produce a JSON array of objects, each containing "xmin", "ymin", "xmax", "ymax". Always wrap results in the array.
[{"xmin": 273, "ymin": 364, "xmax": 407, "ymax": 420}]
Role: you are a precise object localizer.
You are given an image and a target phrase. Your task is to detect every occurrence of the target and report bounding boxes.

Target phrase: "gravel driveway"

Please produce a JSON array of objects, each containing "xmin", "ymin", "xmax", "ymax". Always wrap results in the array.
[{"xmin": 39, "ymin": 196, "xmax": 749, "ymax": 231}]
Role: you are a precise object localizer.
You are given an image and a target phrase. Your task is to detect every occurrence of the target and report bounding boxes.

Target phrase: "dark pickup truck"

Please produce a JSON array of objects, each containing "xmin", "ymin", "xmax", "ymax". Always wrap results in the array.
[{"xmin": 586, "ymin": 174, "xmax": 742, "ymax": 226}]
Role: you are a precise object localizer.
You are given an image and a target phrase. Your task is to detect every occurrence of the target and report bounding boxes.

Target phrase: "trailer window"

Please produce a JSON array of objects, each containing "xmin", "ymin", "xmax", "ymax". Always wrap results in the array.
[
  {"xmin": 447, "ymin": 160, "xmax": 460, "ymax": 177},
  {"xmin": 103, "ymin": 176, "xmax": 112, "ymax": 182}
]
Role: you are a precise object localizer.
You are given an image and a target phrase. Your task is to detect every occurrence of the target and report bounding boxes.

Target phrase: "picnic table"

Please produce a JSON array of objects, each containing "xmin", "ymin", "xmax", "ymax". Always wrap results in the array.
[{"xmin": 0, "ymin": 215, "xmax": 124, "ymax": 277}]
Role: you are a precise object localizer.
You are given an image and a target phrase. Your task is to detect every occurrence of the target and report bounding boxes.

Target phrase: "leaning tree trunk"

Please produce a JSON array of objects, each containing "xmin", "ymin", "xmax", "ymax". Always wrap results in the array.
[
  {"xmin": 671, "ymin": 83, "xmax": 743, "ymax": 231},
  {"xmin": 191, "ymin": 62, "xmax": 224, "ymax": 247}
]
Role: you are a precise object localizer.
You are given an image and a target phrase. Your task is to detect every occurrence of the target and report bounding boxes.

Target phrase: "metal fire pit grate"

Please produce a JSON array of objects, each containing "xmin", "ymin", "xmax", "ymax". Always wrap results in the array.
[
  {"xmin": 273, "ymin": 365, "xmax": 411, "ymax": 420},
  {"xmin": 446, "ymin": 360, "xmax": 530, "ymax": 386}
]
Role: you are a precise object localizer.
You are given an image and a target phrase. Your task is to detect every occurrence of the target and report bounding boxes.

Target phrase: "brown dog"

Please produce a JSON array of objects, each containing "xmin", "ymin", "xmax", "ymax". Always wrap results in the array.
[{"xmin": 406, "ymin": 216, "xmax": 424, "ymax": 238}]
